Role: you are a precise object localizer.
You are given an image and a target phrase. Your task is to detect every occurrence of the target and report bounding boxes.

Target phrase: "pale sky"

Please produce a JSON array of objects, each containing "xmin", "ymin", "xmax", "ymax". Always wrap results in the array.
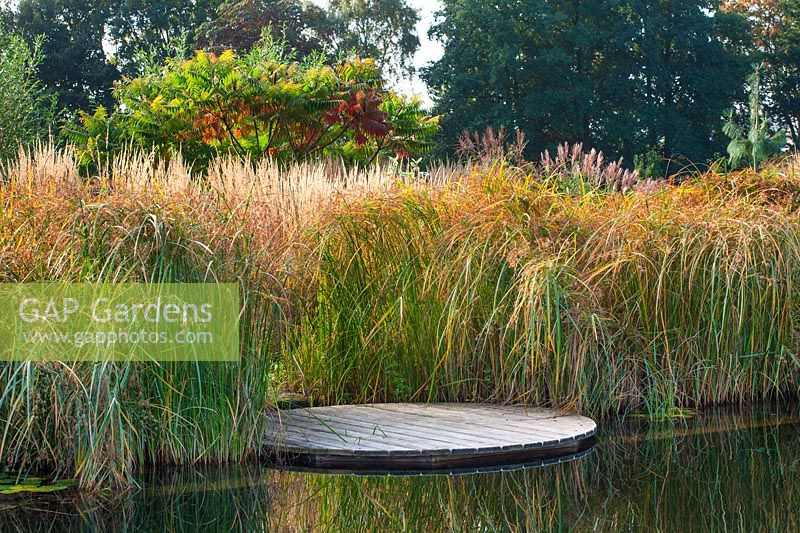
[{"xmin": 312, "ymin": 0, "xmax": 444, "ymax": 105}]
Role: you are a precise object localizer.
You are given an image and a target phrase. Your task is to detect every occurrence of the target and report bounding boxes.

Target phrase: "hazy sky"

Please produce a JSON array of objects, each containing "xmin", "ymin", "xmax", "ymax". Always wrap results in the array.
[{"xmin": 313, "ymin": 0, "xmax": 444, "ymax": 104}]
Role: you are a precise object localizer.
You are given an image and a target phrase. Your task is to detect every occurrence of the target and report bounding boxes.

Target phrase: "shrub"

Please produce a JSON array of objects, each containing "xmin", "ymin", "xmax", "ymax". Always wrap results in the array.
[
  {"xmin": 65, "ymin": 42, "xmax": 439, "ymax": 172},
  {"xmin": 0, "ymin": 28, "xmax": 55, "ymax": 162},
  {"xmin": 634, "ymin": 147, "xmax": 665, "ymax": 180}
]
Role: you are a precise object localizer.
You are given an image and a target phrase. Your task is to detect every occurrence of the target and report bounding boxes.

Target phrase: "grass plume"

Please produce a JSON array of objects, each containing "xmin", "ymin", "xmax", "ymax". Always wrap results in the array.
[{"xmin": 1, "ymin": 144, "xmax": 800, "ymax": 489}]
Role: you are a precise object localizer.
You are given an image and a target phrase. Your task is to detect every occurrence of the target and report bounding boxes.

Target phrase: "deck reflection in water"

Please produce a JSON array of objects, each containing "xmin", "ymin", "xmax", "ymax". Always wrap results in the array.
[{"xmin": 1, "ymin": 406, "xmax": 797, "ymax": 532}]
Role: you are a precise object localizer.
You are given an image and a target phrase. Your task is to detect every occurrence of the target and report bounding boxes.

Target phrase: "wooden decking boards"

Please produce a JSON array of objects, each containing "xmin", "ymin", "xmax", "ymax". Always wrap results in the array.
[{"xmin": 267, "ymin": 403, "xmax": 597, "ymax": 470}]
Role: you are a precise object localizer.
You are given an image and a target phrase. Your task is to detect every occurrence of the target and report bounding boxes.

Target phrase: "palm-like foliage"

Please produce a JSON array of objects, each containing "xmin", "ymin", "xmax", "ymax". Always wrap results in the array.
[{"xmin": 723, "ymin": 64, "xmax": 786, "ymax": 171}]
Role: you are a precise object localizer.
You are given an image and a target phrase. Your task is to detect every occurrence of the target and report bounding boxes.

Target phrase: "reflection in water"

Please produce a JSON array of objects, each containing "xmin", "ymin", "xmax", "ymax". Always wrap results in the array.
[{"xmin": 0, "ymin": 407, "xmax": 798, "ymax": 532}]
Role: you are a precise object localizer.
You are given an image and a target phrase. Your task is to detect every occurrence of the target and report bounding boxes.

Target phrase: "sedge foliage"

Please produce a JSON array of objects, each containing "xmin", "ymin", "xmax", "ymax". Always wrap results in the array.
[{"xmin": 288, "ymin": 161, "xmax": 800, "ymax": 415}]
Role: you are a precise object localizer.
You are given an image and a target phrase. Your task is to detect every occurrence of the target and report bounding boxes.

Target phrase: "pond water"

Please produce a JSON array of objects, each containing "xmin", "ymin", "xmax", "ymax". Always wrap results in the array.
[{"xmin": 1, "ymin": 406, "xmax": 798, "ymax": 532}]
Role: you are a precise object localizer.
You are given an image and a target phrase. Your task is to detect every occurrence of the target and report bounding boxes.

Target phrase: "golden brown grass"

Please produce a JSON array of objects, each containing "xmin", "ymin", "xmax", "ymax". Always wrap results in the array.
[{"xmin": 1, "ymin": 144, "xmax": 799, "ymax": 490}]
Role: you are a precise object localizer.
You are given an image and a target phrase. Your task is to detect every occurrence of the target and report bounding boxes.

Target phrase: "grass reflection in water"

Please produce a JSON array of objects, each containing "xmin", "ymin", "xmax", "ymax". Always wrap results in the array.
[{"xmin": 0, "ymin": 407, "xmax": 797, "ymax": 532}]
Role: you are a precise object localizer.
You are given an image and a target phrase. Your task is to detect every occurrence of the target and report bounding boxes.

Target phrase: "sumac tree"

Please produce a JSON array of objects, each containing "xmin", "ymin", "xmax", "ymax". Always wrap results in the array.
[{"xmin": 66, "ymin": 42, "xmax": 438, "ymax": 171}]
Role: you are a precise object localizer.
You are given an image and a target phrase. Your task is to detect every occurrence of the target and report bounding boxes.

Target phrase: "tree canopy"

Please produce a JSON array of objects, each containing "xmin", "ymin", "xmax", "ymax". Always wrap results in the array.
[
  {"xmin": 724, "ymin": 0, "xmax": 800, "ymax": 144},
  {"xmin": 14, "ymin": 0, "xmax": 119, "ymax": 109},
  {"xmin": 327, "ymin": 0, "xmax": 420, "ymax": 79},
  {"xmin": 197, "ymin": 0, "xmax": 421, "ymax": 79},
  {"xmin": 195, "ymin": 0, "xmax": 332, "ymax": 56},
  {"xmin": 108, "ymin": 0, "xmax": 225, "ymax": 75},
  {"xmin": 6, "ymin": 0, "xmax": 800, "ymax": 169},
  {"xmin": 425, "ymin": 0, "xmax": 751, "ymax": 165}
]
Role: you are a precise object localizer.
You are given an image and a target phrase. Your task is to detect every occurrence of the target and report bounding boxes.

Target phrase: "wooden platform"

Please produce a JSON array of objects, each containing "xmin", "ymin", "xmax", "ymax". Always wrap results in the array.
[{"xmin": 267, "ymin": 403, "xmax": 597, "ymax": 471}]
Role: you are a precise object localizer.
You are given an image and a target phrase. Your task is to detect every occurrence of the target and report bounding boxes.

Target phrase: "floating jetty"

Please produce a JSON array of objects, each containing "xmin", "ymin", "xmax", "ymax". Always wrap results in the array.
[{"xmin": 267, "ymin": 403, "xmax": 597, "ymax": 471}]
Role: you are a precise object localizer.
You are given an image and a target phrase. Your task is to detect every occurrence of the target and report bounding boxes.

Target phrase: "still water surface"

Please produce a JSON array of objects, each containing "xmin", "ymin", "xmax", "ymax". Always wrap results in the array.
[{"xmin": 1, "ymin": 406, "xmax": 798, "ymax": 532}]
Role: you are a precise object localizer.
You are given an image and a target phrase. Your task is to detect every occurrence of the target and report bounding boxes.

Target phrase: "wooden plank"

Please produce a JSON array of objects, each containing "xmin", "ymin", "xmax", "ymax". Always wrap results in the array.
[
  {"xmin": 358, "ymin": 405, "xmax": 595, "ymax": 445},
  {"xmin": 283, "ymin": 409, "xmax": 519, "ymax": 448},
  {"xmin": 275, "ymin": 413, "xmax": 500, "ymax": 454},
  {"xmin": 271, "ymin": 430, "xmax": 417, "ymax": 456},
  {"xmin": 410, "ymin": 404, "xmax": 596, "ymax": 437},
  {"xmin": 365, "ymin": 404, "xmax": 593, "ymax": 442},
  {"xmin": 290, "ymin": 409, "xmax": 562, "ymax": 450},
  {"xmin": 271, "ymin": 414, "xmax": 493, "ymax": 455},
  {"xmin": 269, "ymin": 426, "xmax": 401, "ymax": 451}
]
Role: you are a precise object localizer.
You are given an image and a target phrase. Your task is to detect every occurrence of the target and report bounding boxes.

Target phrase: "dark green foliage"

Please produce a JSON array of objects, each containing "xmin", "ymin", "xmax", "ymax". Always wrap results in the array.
[
  {"xmin": 13, "ymin": 0, "xmax": 120, "ymax": 110},
  {"xmin": 195, "ymin": 0, "xmax": 333, "ymax": 56},
  {"xmin": 724, "ymin": 0, "xmax": 800, "ymax": 146},
  {"xmin": 425, "ymin": 0, "xmax": 751, "ymax": 165},
  {"xmin": 425, "ymin": 0, "xmax": 622, "ymax": 158},
  {"xmin": 773, "ymin": 0, "xmax": 800, "ymax": 144},
  {"xmin": 108, "ymin": 0, "xmax": 225, "ymax": 76},
  {"xmin": 631, "ymin": 1, "xmax": 751, "ymax": 164}
]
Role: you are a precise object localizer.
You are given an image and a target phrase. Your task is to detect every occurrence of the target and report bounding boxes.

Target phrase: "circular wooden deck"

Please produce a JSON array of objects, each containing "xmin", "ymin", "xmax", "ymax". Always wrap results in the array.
[{"xmin": 267, "ymin": 403, "xmax": 597, "ymax": 470}]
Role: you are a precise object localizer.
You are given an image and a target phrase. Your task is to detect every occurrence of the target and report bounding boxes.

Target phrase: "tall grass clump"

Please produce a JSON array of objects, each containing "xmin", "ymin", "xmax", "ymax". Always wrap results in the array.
[
  {"xmin": 285, "ymin": 160, "xmax": 800, "ymax": 416},
  {"xmin": 3, "ymin": 143, "xmax": 800, "ymax": 490},
  {"xmin": 0, "ymin": 145, "xmax": 393, "ymax": 490}
]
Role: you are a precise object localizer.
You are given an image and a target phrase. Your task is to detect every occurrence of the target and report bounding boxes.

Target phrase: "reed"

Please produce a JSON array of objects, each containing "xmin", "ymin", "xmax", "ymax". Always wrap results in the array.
[
  {"xmin": 1, "ymin": 144, "xmax": 800, "ymax": 490},
  {"xmin": 286, "ymin": 160, "xmax": 800, "ymax": 414},
  {"xmin": 0, "ymin": 145, "xmax": 392, "ymax": 490}
]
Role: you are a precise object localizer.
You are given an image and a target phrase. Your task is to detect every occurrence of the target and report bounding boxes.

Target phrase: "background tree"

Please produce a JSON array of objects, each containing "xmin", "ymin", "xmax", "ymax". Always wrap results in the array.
[
  {"xmin": 195, "ymin": 0, "xmax": 333, "ymax": 56},
  {"xmin": 629, "ymin": 0, "xmax": 751, "ymax": 164},
  {"xmin": 107, "ymin": 0, "xmax": 225, "ymax": 76},
  {"xmin": 425, "ymin": 0, "xmax": 642, "ymax": 160},
  {"xmin": 776, "ymin": 0, "xmax": 800, "ymax": 144},
  {"xmin": 426, "ymin": 0, "xmax": 750, "ymax": 166},
  {"xmin": 722, "ymin": 0, "xmax": 800, "ymax": 144},
  {"xmin": 13, "ymin": 0, "xmax": 119, "ymax": 110},
  {"xmin": 327, "ymin": 0, "xmax": 420, "ymax": 79}
]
